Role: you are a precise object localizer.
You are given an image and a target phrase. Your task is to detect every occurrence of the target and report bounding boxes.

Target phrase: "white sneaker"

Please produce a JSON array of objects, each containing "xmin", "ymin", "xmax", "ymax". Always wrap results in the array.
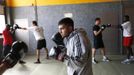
[
  {"xmin": 130, "ymin": 56, "xmax": 134, "ymax": 61},
  {"xmin": 102, "ymin": 57, "xmax": 110, "ymax": 62},
  {"xmin": 121, "ymin": 59, "xmax": 130, "ymax": 64},
  {"xmin": 92, "ymin": 59, "xmax": 98, "ymax": 64}
]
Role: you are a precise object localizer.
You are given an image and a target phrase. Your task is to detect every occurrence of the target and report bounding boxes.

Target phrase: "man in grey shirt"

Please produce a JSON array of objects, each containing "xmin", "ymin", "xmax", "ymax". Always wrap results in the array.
[{"xmin": 58, "ymin": 18, "xmax": 92, "ymax": 75}]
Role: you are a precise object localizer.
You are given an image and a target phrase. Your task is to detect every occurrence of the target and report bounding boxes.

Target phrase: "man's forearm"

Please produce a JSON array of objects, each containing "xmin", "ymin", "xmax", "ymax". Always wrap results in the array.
[
  {"xmin": 94, "ymin": 29, "xmax": 102, "ymax": 36},
  {"xmin": 0, "ymin": 63, "xmax": 9, "ymax": 75}
]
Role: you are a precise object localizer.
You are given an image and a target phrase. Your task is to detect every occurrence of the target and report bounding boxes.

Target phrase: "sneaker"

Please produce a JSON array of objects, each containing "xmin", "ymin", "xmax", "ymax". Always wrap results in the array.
[
  {"xmin": 34, "ymin": 61, "xmax": 41, "ymax": 64},
  {"xmin": 130, "ymin": 56, "xmax": 134, "ymax": 61},
  {"xmin": 19, "ymin": 60, "xmax": 26, "ymax": 64},
  {"xmin": 121, "ymin": 59, "xmax": 130, "ymax": 64},
  {"xmin": 92, "ymin": 59, "xmax": 98, "ymax": 64},
  {"xmin": 102, "ymin": 57, "xmax": 110, "ymax": 62},
  {"xmin": 34, "ymin": 59, "xmax": 41, "ymax": 64}
]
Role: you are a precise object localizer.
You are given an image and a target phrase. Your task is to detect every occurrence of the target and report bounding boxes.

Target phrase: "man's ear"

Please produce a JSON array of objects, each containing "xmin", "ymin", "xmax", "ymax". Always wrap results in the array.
[{"xmin": 69, "ymin": 26, "xmax": 73, "ymax": 31}]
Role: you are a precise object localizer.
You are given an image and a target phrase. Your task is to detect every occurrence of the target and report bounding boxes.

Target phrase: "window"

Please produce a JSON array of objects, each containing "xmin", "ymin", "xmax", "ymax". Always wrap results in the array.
[
  {"xmin": 0, "ymin": 4, "xmax": 5, "ymax": 34},
  {"xmin": 0, "ymin": 15, "xmax": 5, "ymax": 33}
]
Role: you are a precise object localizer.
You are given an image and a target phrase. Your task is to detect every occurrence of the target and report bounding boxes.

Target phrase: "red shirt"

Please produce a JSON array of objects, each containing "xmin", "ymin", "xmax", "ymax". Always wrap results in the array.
[{"xmin": 2, "ymin": 28, "xmax": 13, "ymax": 46}]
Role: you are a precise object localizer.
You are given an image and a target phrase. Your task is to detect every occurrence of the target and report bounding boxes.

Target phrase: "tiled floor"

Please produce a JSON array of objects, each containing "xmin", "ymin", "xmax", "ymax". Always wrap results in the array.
[
  {"xmin": 92, "ymin": 55, "xmax": 134, "ymax": 75},
  {"xmin": 3, "ymin": 55, "xmax": 67, "ymax": 75},
  {"xmin": 2, "ymin": 55, "xmax": 134, "ymax": 75}
]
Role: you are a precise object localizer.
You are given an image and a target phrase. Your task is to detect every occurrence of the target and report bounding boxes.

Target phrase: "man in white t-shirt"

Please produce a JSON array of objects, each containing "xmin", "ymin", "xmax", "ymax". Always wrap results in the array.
[
  {"xmin": 121, "ymin": 15, "xmax": 134, "ymax": 64},
  {"xmin": 24, "ymin": 21, "xmax": 49, "ymax": 64}
]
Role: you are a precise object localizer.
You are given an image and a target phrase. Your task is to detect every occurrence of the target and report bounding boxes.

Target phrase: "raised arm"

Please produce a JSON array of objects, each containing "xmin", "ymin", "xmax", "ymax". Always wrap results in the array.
[{"xmin": 93, "ymin": 29, "xmax": 102, "ymax": 36}]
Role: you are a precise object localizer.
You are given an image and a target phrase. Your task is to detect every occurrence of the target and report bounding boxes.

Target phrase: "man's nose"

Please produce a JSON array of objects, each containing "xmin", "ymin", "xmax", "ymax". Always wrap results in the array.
[{"xmin": 59, "ymin": 30, "xmax": 62, "ymax": 34}]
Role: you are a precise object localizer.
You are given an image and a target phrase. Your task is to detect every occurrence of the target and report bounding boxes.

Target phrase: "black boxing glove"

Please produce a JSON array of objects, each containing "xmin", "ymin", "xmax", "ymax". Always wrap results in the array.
[
  {"xmin": 51, "ymin": 32, "xmax": 64, "ymax": 46},
  {"xmin": 101, "ymin": 25, "xmax": 106, "ymax": 30},
  {"xmin": 119, "ymin": 25, "xmax": 123, "ymax": 30},
  {"xmin": 13, "ymin": 24, "xmax": 21, "ymax": 30},
  {"xmin": 106, "ymin": 24, "xmax": 112, "ymax": 27},
  {"xmin": 2, "ymin": 53, "xmax": 18, "ymax": 68}
]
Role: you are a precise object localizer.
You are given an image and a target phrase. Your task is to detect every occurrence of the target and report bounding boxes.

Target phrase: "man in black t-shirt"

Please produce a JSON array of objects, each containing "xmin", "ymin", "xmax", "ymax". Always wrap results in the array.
[{"xmin": 92, "ymin": 18, "xmax": 110, "ymax": 64}]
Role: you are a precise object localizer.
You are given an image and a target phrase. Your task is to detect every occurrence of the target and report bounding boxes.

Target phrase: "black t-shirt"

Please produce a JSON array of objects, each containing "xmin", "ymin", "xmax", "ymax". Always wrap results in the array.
[{"xmin": 93, "ymin": 25, "xmax": 102, "ymax": 40}]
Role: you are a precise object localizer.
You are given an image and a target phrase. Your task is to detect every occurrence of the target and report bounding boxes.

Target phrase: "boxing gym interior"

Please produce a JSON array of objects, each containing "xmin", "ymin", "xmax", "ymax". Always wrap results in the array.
[{"xmin": 0, "ymin": 0, "xmax": 134, "ymax": 75}]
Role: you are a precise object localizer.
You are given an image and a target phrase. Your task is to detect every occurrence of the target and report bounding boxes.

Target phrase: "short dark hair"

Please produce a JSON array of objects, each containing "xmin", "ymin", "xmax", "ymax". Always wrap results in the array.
[
  {"xmin": 58, "ymin": 18, "xmax": 74, "ymax": 27},
  {"xmin": 32, "ymin": 21, "xmax": 38, "ymax": 26},
  {"xmin": 6, "ymin": 24, "xmax": 10, "ymax": 29},
  {"xmin": 95, "ymin": 17, "xmax": 101, "ymax": 21},
  {"xmin": 124, "ymin": 15, "xmax": 129, "ymax": 21}
]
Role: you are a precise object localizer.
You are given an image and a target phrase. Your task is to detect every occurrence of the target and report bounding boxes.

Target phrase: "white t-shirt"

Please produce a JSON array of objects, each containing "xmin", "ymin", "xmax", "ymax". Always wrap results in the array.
[
  {"xmin": 121, "ymin": 21, "xmax": 132, "ymax": 37},
  {"xmin": 28, "ymin": 26, "xmax": 45, "ymax": 41}
]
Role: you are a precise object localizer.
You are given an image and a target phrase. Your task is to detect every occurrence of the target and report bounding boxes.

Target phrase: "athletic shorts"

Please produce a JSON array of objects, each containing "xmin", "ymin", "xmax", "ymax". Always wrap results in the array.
[
  {"xmin": 93, "ymin": 39, "xmax": 104, "ymax": 49},
  {"xmin": 123, "ymin": 36, "xmax": 133, "ymax": 47},
  {"xmin": 37, "ymin": 39, "xmax": 46, "ymax": 50}
]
